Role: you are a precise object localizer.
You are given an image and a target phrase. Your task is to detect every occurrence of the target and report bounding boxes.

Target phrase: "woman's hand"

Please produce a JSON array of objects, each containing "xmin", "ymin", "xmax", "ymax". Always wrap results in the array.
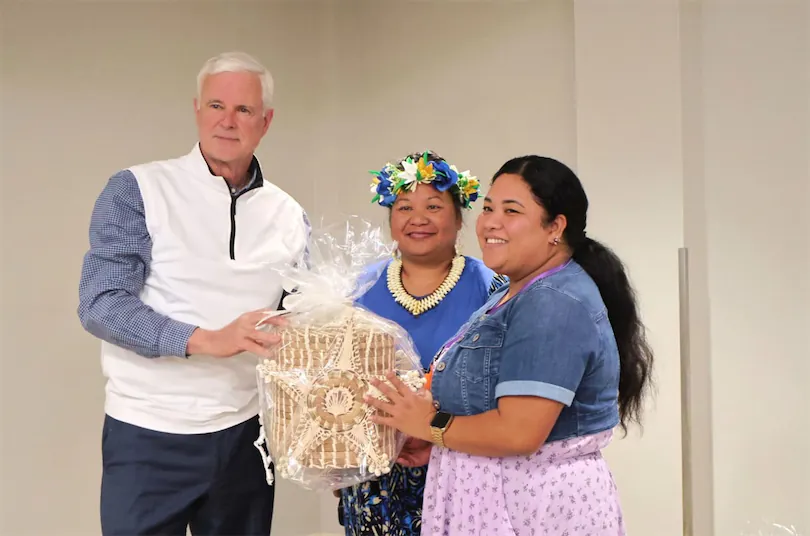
[
  {"xmin": 397, "ymin": 437, "xmax": 432, "ymax": 467},
  {"xmin": 366, "ymin": 372, "xmax": 436, "ymax": 442}
]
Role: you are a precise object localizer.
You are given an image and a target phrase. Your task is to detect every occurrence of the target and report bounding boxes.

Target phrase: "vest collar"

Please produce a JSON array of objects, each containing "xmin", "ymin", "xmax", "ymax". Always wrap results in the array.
[{"xmin": 186, "ymin": 143, "xmax": 264, "ymax": 195}]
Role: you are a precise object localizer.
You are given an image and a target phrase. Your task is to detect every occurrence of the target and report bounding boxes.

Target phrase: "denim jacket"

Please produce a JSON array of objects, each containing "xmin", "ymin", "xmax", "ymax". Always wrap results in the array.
[{"xmin": 430, "ymin": 260, "xmax": 620, "ymax": 443}]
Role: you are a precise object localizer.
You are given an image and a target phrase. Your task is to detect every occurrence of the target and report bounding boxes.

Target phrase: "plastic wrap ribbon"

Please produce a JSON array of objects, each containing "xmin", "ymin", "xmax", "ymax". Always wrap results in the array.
[{"xmin": 275, "ymin": 217, "xmax": 391, "ymax": 317}]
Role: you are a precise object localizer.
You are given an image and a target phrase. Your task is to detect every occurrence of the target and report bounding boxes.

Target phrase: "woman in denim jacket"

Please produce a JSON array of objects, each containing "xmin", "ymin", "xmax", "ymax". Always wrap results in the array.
[{"xmin": 366, "ymin": 155, "xmax": 654, "ymax": 535}]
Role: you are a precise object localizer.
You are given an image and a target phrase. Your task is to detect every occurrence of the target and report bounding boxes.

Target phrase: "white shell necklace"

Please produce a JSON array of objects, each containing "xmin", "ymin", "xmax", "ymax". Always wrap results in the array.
[{"xmin": 387, "ymin": 256, "xmax": 466, "ymax": 316}]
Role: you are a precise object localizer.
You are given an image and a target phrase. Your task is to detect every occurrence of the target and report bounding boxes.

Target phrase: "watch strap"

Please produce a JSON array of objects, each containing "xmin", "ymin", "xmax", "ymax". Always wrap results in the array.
[
  {"xmin": 430, "ymin": 414, "xmax": 454, "ymax": 448},
  {"xmin": 430, "ymin": 425, "xmax": 446, "ymax": 448}
]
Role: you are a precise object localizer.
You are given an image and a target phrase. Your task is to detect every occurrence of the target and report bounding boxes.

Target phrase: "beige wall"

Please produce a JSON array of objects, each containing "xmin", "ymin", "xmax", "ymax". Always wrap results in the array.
[{"xmin": 1, "ymin": 1, "xmax": 807, "ymax": 536}]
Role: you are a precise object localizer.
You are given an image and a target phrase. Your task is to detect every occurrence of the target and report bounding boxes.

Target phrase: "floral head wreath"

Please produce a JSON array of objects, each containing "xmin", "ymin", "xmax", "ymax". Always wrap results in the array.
[{"xmin": 369, "ymin": 152, "xmax": 481, "ymax": 209}]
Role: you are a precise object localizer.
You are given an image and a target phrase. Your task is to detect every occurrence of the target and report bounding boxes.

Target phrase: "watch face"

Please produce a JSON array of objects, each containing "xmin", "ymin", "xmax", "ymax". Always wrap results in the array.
[{"xmin": 431, "ymin": 411, "xmax": 453, "ymax": 429}]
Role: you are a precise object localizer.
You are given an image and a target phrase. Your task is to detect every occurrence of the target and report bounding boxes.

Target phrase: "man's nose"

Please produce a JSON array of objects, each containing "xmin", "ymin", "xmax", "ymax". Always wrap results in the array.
[{"xmin": 220, "ymin": 110, "xmax": 236, "ymax": 128}]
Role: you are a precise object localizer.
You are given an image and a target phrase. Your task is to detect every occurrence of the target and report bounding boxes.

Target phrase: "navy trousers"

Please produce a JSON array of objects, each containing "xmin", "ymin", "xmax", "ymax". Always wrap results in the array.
[{"xmin": 100, "ymin": 415, "xmax": 274, "ymax": 536}]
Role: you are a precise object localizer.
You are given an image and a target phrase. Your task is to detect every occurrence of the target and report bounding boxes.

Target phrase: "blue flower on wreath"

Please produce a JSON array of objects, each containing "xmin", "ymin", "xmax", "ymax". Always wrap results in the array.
[
  {"xmin": 370, "ymin": 165, "xmax": 397, "ymax": 207},
  {"xmin": 430, "ymin": 160, "xmax": 459, "ymax": 192}
]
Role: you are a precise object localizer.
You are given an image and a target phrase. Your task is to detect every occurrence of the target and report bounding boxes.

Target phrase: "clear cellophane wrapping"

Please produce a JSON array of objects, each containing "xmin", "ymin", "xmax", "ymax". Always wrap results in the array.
[{"xmin": 253, "ymin": 217, "xmax": 425, "ymax": 492}]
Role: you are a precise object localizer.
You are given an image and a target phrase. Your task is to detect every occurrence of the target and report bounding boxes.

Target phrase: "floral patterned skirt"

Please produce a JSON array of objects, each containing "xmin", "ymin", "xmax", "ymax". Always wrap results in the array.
[
  {"xmin": 339, "ymin": 463, "xmax": 427, "ymax": 536},
  {"xmin": 422, "ymin": 431, "xmax": 625, "ymax": 536}
]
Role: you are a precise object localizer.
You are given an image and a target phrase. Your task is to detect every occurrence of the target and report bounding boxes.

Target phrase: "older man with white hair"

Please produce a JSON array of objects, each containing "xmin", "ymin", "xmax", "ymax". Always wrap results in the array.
[{"xmin": 78, "ymin": 51, "xmax": 308, "ymax": 535}]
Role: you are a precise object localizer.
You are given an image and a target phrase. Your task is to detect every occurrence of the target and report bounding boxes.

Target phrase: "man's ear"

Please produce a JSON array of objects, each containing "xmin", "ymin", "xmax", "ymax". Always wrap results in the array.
[{"xmin": 262, "ymin": 108, "xmax": 275, "ymax": 134}]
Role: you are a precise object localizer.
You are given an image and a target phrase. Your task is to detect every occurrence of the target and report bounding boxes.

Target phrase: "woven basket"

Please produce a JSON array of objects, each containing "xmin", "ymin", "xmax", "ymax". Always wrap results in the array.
[{"xmin": 259, "ymin": 308, "xmax": 402, "ymax": 475}]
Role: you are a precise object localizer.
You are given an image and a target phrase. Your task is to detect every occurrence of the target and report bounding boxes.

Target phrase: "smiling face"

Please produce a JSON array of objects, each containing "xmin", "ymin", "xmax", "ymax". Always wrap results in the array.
[
  {"xmin": 476, "ymin": 173, "xmax": 567, "ymax": 283},
  {"xmin": 194, "ymin": 71, "xmax": 273, "ymax": 166},
  {"xmin": 390, "ymin": 184, "xmax": 461, "ymax": 262}
]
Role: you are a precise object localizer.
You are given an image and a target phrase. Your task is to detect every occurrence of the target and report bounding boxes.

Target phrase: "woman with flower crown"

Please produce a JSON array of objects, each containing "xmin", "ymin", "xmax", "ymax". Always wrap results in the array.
[{"xmin": 336, "ymin": 151, "xmax": 505, "ymax": 536}]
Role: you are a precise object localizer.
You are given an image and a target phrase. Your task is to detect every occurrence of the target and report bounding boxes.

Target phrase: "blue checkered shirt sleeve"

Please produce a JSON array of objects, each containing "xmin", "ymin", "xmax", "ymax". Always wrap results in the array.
[{"xmin": 77, "ymin": 170, "xmax": 197, "ymax": 358}]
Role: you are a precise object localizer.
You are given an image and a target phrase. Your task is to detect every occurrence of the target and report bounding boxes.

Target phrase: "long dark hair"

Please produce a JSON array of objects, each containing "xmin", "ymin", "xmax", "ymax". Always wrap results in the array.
[{"xmin": 492, "ymin": 156, "xmax": 654, "ymax": 431}]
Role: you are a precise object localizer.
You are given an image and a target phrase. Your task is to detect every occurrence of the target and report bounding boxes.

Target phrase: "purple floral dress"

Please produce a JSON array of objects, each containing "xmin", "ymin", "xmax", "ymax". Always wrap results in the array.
[{"xmin": 421, "ymin": 430, "xmax": 625, "ymax": 536}]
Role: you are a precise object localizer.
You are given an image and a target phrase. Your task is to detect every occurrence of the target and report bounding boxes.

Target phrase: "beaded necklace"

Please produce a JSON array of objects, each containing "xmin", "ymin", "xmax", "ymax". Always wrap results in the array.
[{"xmin": 386, "ymin": 256, "xmax": 466, "ymax": 316}]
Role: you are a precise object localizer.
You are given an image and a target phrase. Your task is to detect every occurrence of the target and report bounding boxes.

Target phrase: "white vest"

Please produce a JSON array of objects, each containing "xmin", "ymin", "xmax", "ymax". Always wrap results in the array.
[{"xmin": 101, "ymin": 144, "xmax": 308, "ymax": 434}]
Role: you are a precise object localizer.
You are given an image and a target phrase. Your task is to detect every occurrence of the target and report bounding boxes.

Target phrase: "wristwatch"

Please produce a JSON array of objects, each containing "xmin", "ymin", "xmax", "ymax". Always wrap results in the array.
[{"xmin": 429, "ymin": 411, "xmax": 455, "ymax": 448}]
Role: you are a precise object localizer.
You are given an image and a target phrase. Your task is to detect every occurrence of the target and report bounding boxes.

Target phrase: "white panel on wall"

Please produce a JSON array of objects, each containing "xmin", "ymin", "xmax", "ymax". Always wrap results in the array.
[
  {"xmin": 679, "ymin": 1, "xmax": 716, "ymax": 534},
  {"xmin": 699, "ymin": 2, "xmax": 810, "ymax": 534},
  {"xmin": 573, "ymin": 2, "xmax": 685, "ymax": 535}
]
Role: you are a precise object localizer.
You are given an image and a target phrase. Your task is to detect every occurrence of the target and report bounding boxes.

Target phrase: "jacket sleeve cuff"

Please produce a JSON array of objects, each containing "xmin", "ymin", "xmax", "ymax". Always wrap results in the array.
[
  {"xmin": 495, "ymin": 380, "xmax": 576, "ymax": 407},
  {"xmin": 158, "ymin": 320, "xmax": 198, "ymax": 358}
]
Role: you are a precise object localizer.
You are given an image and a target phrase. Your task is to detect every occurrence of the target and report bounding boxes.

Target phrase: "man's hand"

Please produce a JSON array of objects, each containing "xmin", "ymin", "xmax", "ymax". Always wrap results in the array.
[
  {"xmin": 397, "ymin": 437, "xmax": 432, "ymax": 467},
  {"xmin": 186, "ymin": 309, "xmax": 287, "ymax": 358}
]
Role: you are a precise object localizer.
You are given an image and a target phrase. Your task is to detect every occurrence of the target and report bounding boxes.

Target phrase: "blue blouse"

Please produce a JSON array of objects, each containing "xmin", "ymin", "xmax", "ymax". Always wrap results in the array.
[
  {"xmin": 356, "ymin": 256, "xmax": 501, "ymax": 369},
  {"xmin": 429, "ymin": 260, "xmax": 621, "ymax": 443}
]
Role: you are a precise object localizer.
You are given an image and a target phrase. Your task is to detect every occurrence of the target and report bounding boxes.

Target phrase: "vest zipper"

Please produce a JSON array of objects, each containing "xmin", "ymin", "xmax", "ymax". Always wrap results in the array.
[
  {"xmin": 229, "ymin": 195, "xmax": 237, "ymax": 260},
  {"xmin": 224, "ymin": 173, "xmax": 262, "ymax": 261}
]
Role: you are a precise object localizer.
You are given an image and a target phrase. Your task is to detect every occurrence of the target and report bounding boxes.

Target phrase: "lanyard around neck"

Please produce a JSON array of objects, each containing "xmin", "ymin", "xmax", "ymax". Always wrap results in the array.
[{"xmin": 429, "ymin": 259, "xmax": 572, "ymax": 371}]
